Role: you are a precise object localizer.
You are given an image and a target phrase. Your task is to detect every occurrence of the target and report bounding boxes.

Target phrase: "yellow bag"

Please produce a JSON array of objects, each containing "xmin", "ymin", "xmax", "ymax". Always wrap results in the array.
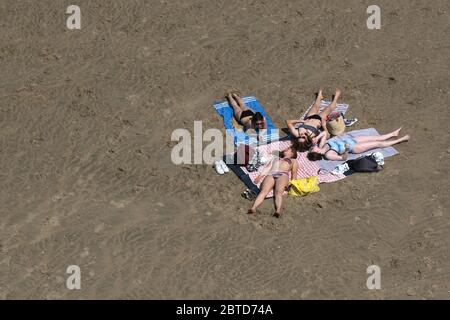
[{"xmin": 288, "ymin": 176, "xmax": 320, "ymax": 197}]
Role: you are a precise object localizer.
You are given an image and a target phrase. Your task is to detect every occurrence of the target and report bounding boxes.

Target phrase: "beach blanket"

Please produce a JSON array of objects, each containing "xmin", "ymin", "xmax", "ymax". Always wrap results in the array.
[
  {"xmin": 317, "ymin": 128, "xmax": 399, "ymax": 172},
  {"xmin": 224, "ymin": 158, "xmax": 261, "ymax": 195},
  {"xmin": 213, "ymin": 96, "xmax": 279, "ymax": 146},
  {"xmin": 300, "ymin": 100, "xmax": 349, "ymax": 119},
  {"xmin": 225, "ymin": 140, "xmax": 345, "ymax": 198}
]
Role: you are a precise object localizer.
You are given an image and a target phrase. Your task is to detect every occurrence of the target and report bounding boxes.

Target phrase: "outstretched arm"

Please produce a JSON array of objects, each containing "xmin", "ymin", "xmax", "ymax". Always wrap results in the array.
[
  {"xmin": 254, "ymin": 160, "xmax": 273, "ymax": 184},
  {"xmin": 325, "ymin": 152, "xmax": 347, "ymax": 161},
  {"xmin": 291, "ymin": 161, "xmax": 298, "ymax": 181},
  {"xmin": 325, "ymin": 145, "xmax": 350, "ymax": 161},
  {"xmin": 285, "ymin": 119, "xmax": 301, "ymax": 138}
]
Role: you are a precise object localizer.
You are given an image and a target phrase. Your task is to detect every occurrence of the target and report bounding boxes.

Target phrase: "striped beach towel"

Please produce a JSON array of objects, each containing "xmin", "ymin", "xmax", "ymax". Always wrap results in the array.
[
  {"xmin": 242, "ymin": 140, "xmax": 345, "ymax": 198},
  {"xmin": 300, "ymin": 100, "xmax": 349, "ymax": 120}
]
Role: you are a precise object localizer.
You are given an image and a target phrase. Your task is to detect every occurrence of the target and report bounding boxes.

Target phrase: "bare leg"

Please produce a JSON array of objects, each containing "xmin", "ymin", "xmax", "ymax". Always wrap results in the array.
[
  {"xmin": 233, "ymin": 93, "xmax": 250, "ymax": 112},
  {"xmin": 249, "ymin": 176, "xmax": 275, "ymax": 214},
  {"xmin": 273, "ymin": 175, "xmax": 290, "ymax": 217},
  {"xmin": 318, "ymin": 88, "xmax": 341, "ymax": 119},
  {"xmin": 226, "ymin": 93, "xmax": 244, "ymax": 121},
  {"xmin": 353, "ymin": 128, "xmax": 402, "ymax": 143},
  {"xmin": 232, "ymin": 93, "xmax": 254, "ymax": 127},
  {"xmin": 351, "ymin": 135, "xmax": 410, "ymax": 154},
  {"xmin": 305, "ymin": 88, "xmax": 324, "ymax": 118}
]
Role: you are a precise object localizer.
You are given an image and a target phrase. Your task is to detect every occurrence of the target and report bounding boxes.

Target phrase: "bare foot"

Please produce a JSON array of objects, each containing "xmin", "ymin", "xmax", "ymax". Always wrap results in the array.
[
  {"xmin": 316, "ymin": 88, "xmax": 324, "ymax": 102},
  {"xmin": 400, "ymin": 134, "xmax": 410, "ymax": 142},
  {"xmin": 334, "ymin": 88, "xmax": 342, "ymax": 99},
  {"xmin": 392, "ymin": 127, "xmax": 402, "ymax": 137},
  {"xmin": 247, "ymin": 208, "xmax": 256, "ymax": 215},
  {"xmin": 225, "ymin": 92, "xmax": 233, "ymax": 102},
  {"xmin": 273, "ymin": 212, "xmax": 282, "ymax": 218}
]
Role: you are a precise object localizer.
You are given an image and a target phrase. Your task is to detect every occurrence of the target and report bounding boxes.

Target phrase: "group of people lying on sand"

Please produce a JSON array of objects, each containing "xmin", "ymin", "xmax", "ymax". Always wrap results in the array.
[{"xmin": 226, "ymin": 88, "xmax": 410, "ymax": 218}]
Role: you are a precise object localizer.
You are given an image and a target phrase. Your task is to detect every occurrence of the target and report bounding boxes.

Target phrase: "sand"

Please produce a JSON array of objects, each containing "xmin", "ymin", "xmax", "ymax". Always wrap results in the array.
[{"xmin": 0, "ymin": 0, "xmax": 449, "ymax": 299}]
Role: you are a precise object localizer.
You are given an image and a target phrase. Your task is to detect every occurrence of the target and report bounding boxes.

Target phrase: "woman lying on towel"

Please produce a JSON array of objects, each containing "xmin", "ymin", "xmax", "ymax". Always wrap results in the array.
[
  {"xmin": 226, "ymin": 92, "xmax": 267, "ymax": 131},
  {"xmin": 307, "ymin": 128, "xmax": 409, "ymax": 161},
  {"xmin": 248, "ymin": 146, "xmax": 298, "ymax": 218},
  {"xmin": 286, "ymin": 88, "xmax": 341, "ymax": 151}
]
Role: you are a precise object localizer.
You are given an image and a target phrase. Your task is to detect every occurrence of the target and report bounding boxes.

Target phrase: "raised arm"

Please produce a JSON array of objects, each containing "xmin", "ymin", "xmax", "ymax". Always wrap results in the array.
[
  {"xmin": 321, "ymin": 117, "xmax": 329, "ymax": 134},
  {"xmin": 285, "ymin": 119, "xmax": 302, "ymax": 138},
  {"xmin": 314, "ymin": 131, "xmax": 328, "ymax": 148}
]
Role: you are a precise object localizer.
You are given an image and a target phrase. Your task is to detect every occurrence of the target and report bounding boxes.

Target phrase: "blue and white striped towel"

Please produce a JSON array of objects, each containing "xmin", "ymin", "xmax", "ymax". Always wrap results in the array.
[{"xmin": 213, "ymin": 96, "xmax": 279, "ymax": 146}]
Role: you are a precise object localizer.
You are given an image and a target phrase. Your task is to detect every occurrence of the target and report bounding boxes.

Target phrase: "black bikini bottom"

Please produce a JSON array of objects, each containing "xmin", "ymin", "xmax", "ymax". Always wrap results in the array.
[
  {"xmin": 240, "ymin": 109, "xmax": 255, "ymax": 120},
  {"xmin": 304, "ymin": 114, "xmax": 322, "ymax": 122}
]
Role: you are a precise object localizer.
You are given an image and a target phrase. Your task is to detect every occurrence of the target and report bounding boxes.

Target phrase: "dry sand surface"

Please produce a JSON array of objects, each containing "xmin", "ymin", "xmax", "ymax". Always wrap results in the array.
[{"xmin": 0, "ymin": 0, "xmax": 449, "ymax": 299}]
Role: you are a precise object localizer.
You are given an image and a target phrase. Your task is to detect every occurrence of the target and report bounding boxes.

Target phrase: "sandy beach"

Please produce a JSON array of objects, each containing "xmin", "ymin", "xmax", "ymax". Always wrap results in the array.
[{"xmin": 0, "ymin": 0, "xmax": 449, "ymax": 299}]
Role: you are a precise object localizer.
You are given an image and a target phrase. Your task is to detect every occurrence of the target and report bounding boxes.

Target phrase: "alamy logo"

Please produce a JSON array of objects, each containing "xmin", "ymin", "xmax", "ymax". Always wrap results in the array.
[
  {"xmin": 170, "ymin": 121, "xmax": 278, "ymax": 165},
  {"xmin": 367, "ymin": 5, "xmax": 381, "ymax": 30},
  {"xmin": 66, "ymin": 5, "xmax": 81, "ymax": 30},
  {"xmin": 66, "ymin": 265, "xmax": 81, "ymax": 290},
  {"xmin": 366, "ymin": 265, "xmax": 381, "ymax": 290}
]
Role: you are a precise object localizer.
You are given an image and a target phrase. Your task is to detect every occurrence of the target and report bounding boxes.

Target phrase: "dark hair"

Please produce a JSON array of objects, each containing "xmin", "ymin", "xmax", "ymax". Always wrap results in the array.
[
  {"xmin": 307, "ymin": 152, "xmax": 323, "ymax": 161},
  {"xmin": 291, "ymin": 139, "xmax": 301, "ymax": 152},
  {"xmin": 297, "ymin": 134, "xmax": 314, "ymax": 152},
  {"xmin": 251, "ymin": 112, "xmax": 264, "ymax": 126},
  {"xmin": 281, "ymin": 146, "xmax": 298, "ymax": 159}
]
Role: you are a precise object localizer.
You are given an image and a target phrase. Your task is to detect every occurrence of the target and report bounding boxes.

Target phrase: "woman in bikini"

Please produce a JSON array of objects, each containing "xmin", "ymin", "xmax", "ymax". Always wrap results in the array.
[
  {"xmin": 248, "ymin": 146, "xmax": 298, "ymax": 218},
  {"xmin": 286, "ymin": 88, "xmax": 341, "ymax": 151},
  {"xmin": 307, "ymin": 128, "xmax": 409, "ymax": 161},
  {"xmin": 226, "ymin": 92, "xmax": 267, "ymax": 131}
]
